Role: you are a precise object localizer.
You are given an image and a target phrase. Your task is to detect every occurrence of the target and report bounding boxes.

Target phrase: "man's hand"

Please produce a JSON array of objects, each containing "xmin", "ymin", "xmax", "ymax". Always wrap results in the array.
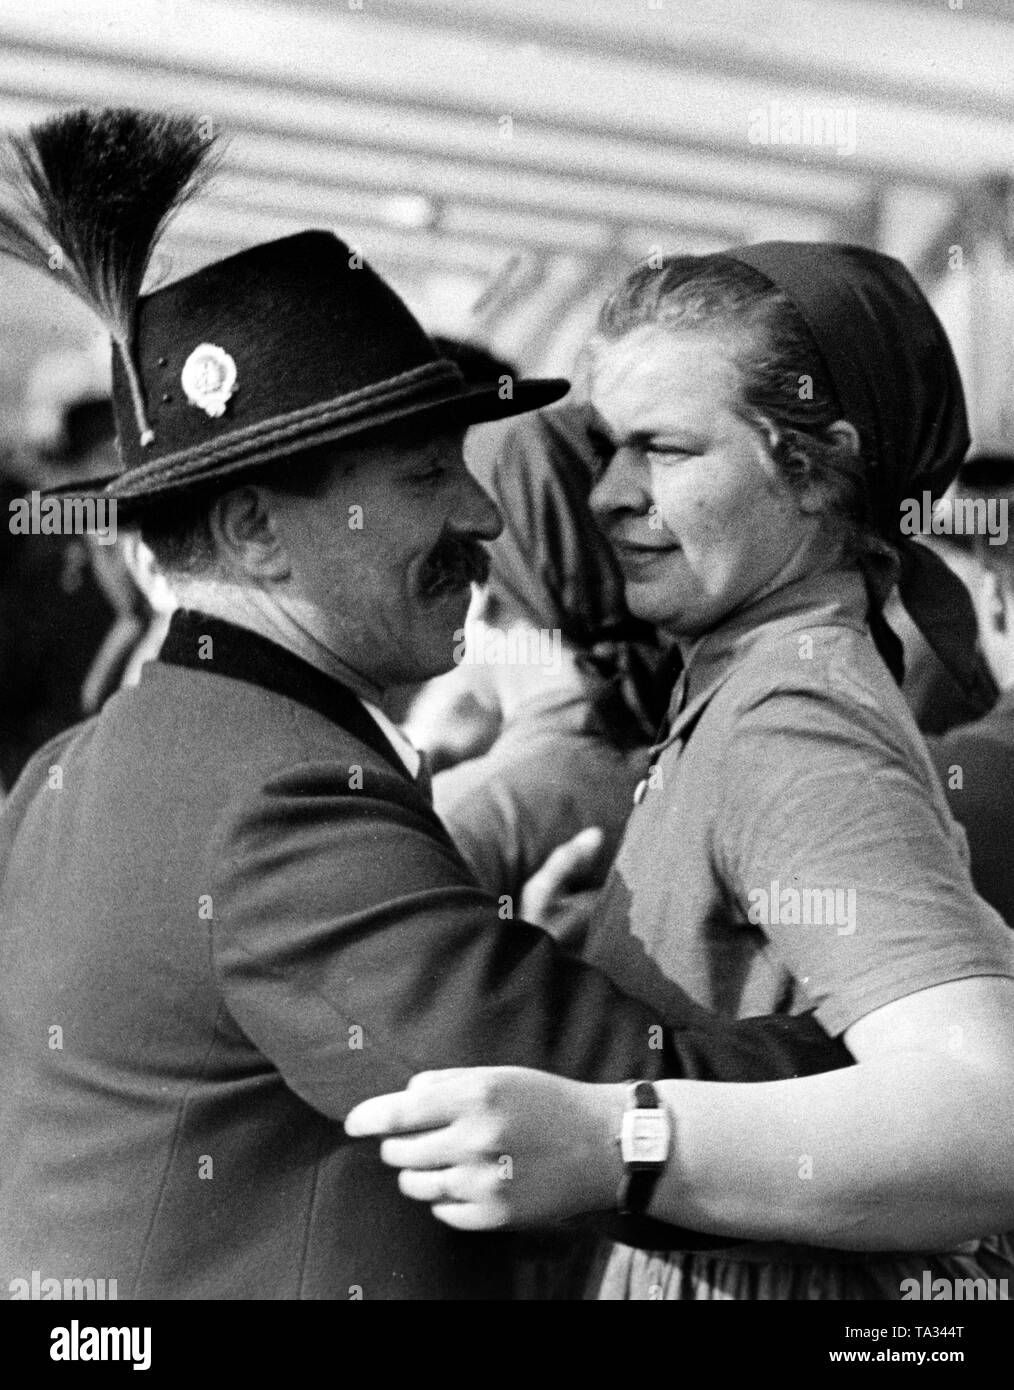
[
  {"xmin": 345, "ymin": 1067, "xmax": 627, "ymax": 1231},
  {"xmin": 521, "ymin": 826, "xmax": 605, "ymax": 928}
]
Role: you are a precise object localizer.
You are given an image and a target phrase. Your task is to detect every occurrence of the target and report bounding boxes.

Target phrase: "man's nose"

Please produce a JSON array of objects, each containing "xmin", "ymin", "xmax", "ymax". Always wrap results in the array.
[
  {"xmin": 455, "ymin": 468, "xmax": 503, "ymax": 540},
  {"xmin": 589, "ymin": 444, "xmax": 650, "ymax": 521}
]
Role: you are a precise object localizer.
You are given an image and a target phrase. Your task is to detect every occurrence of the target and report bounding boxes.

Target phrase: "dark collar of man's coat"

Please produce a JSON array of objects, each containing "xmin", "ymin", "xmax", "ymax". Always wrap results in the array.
[{"xmin": 158, "ymin": 608, "xmax": 411, "ymax": 782}]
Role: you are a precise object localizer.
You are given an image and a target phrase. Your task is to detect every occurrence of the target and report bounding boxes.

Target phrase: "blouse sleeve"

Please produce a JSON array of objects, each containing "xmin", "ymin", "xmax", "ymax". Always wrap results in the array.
[{"xmin": 714, "ymin": 653, "xmax": 1014, "ymax": 1036}]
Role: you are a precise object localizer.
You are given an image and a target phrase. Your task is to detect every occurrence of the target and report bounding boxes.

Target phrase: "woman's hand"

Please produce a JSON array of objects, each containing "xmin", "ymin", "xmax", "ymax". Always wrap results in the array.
[{"xmin": 345, "ymin": 1067, "xmax": 627, "ymax": 1231}]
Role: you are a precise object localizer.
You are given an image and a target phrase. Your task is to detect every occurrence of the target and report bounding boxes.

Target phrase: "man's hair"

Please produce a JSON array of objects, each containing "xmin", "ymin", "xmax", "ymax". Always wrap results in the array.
[
  {"xmin": 590, "ymin": 254, "xmax": 897, "ymax": 598},
  {"xmin": 137, "ymin": 491, "xmax": 218, "ymax": 576}
]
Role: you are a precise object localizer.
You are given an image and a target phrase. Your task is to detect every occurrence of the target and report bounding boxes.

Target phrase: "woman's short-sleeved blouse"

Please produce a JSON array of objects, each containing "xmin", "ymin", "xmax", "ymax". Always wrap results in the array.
[{"xmin": 583, "ymin": 566, "xmax": 1014, "ymax": 1034}]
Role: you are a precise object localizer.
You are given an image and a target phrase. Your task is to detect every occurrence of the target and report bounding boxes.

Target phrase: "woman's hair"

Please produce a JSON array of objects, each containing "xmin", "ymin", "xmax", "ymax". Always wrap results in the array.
[{"xmin": 589, "ymin": 254, "xmax": 900, "ymax": 599}]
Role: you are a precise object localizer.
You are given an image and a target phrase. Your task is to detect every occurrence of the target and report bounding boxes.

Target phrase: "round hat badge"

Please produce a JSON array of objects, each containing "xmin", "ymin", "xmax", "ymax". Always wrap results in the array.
[{"xmin": 180, "ymin": 343, "xmax": 238, "ymax": 418}]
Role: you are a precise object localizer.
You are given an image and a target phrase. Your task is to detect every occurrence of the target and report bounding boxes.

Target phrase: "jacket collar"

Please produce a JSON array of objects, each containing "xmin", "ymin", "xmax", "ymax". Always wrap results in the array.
[{"xmin": 158, "ymin": 608, "xmax": 411, "ymax": 781}]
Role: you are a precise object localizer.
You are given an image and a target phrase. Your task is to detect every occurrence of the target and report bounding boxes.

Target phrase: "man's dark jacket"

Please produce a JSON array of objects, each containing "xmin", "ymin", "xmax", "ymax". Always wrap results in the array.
[{"xmin": 0, "ymin": 613, "xmax": 849, "ymax": 1299}]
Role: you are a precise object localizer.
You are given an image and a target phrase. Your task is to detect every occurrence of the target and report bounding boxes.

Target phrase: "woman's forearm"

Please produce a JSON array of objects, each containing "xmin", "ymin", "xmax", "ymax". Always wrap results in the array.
[
  {"xmin": 344, "ymin": 981, "xmax": 1014, "ymax": 1245},
  {"xmin": 648, "ymin": 1053, "xmax": 1014, "ymax": 1249}
]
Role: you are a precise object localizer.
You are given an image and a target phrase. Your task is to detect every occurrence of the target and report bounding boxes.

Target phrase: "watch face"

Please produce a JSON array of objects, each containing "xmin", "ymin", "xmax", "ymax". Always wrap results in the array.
[{"xmin": 620, "ymin": 1109, "xmax": 670, "ymax": 1164}]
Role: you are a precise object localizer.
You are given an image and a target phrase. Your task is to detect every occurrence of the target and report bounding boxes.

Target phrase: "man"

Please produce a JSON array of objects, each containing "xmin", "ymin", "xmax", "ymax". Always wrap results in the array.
[
  {"xmin": 926, "ymin": 456, "xmax": 1014, "ymax": 926},
  {"xmin": 0, "ymin": 110, "xmax": 848, "ymax": 1300},
  {"xmin": 0, "ymin": 391, "xmax": 135, "ymax": 788}
]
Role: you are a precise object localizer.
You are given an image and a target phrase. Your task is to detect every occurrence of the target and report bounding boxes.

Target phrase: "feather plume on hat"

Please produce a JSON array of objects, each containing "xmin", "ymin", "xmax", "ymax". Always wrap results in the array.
[{"xmin": 0, "ymin": 107, "xmax": 219, "ymax": 447}]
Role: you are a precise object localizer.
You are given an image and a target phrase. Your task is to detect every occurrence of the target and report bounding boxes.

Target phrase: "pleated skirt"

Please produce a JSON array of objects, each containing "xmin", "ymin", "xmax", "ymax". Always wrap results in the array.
[{"xmin": 591, "ymin": 1232, "xmax": 1014, "ymax": 1300}]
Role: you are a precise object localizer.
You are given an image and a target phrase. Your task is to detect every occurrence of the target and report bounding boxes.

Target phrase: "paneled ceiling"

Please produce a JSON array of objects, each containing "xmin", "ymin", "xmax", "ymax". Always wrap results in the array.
[{"xmin": 0, "ymin": 0, "xmax": 1011, "ymax": 439}]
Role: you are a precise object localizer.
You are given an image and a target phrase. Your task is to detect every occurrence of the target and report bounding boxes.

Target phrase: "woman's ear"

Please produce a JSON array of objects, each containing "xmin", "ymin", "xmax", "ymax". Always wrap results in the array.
[
  {"xmin": 795, "ymin": 419, "xmax": 861, "ymax": 516},
  {"xmin": 825, "ymin": 420, "xmax": 861, "ymax": 455}
]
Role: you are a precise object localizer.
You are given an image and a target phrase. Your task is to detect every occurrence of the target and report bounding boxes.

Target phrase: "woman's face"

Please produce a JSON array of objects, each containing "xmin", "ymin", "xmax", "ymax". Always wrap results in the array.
[{"xmin": 587, "ymin": 323, "xmax": 826, "ymax": 640}]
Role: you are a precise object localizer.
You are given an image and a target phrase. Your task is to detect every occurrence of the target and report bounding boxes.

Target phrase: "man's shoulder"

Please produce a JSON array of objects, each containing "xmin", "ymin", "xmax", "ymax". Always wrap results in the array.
[
  {"xmin": 134, "ymin": 660, "xmax": 399, "ymax": 770},
  {"xmin": 7, "ymin": 661, "xmax": 416, "ymax": 820}
]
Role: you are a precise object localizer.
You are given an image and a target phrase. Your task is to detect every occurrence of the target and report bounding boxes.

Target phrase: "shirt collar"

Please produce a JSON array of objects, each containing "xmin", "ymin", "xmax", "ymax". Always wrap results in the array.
[
  {"xmin": 361, "ymin": 700, "xmax": 422, "ymax": 779},
  {"xmin": 656, "ymin": 567, "xmax": 870, "ymax": 754}
]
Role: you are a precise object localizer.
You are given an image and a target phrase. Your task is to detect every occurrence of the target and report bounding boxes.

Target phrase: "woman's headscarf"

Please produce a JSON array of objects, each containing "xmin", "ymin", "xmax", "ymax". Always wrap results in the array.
[{"xmin": 721, "ymin": 241, "xmax": 994, "ymax": 710}]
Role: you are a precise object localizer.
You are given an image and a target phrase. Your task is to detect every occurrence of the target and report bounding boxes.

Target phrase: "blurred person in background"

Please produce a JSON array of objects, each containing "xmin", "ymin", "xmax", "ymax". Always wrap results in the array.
[
  {"xmin": 0, "ymin": 385, "xmax": 146, "ymax": 789},
  {"xmin": 112, "ymin": 530, "xmax": 178, "ymax": 687},
  {"xmin": 888, "ymin": 529, "xmax": 998, "ymax": 736},
  {"xmin": 924, "ymin": 454, "xmax": 1014, "ymax": 926},
  {"xmin": 433, "ymin": 402, "xmax": 673, "ymax": 945}
]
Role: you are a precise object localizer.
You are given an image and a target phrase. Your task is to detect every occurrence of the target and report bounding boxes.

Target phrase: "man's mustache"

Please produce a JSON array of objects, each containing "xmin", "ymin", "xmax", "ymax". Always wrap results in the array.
[{"xmin": 418, "ymin": 534, "xmax": 491, "ymax": 597}]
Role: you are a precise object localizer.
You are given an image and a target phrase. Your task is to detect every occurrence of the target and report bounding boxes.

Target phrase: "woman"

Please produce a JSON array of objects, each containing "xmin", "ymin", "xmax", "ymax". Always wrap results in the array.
[{"xmin": 346, "ymin": 243, "xmax": 1014, "ymax": 1299}]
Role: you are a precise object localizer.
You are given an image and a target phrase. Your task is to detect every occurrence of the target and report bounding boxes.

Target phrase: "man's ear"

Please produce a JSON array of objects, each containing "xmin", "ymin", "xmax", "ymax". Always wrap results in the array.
[{"xmin": 207, "ymin": 485, "xmax": 291, "ymax": 581}]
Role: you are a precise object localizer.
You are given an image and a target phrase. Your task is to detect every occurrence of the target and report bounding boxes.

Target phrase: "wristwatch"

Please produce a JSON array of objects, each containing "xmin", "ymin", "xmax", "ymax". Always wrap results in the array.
[{"xmin": 617, "ymin": 1080, "xmax": 671, "ymax": 1216}]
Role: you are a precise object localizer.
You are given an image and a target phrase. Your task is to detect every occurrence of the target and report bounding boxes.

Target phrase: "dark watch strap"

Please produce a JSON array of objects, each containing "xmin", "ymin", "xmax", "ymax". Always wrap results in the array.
[
  {"xmin": 618, "ymin": 1169, "xmax": 661, "ymax": 1218},
  {"xmin": 631, "ymin": 1080, "xmax": 658, "ymax": 1111}
]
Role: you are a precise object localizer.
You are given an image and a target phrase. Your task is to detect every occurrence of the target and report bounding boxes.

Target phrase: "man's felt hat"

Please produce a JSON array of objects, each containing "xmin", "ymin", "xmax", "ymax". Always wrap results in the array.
[
  {"xmin": 0, "ymin": 109, "xmax": 569, "ymax": 516},
  {"xmin": 106, "ymin": 229, "xmax": 568, "ymax": 513}
]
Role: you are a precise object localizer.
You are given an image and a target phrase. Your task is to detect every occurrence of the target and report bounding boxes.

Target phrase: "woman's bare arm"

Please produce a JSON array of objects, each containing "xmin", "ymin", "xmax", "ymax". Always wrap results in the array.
[
  {"xmin": 645, "ymin": 975, "xmax": 1014, "ymax": 1249},
  {"xmin": 346, "ymin": 975, "xmax": 1014, "ymax": 1249}
]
